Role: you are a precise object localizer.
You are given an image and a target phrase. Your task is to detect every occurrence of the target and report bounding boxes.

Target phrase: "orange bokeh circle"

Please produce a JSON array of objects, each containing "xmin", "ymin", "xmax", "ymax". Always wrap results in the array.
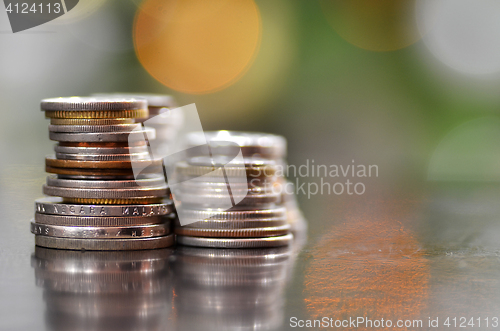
[{"xmin": 133, "ymin": 0, "xmax": 262, "ymax": 94}]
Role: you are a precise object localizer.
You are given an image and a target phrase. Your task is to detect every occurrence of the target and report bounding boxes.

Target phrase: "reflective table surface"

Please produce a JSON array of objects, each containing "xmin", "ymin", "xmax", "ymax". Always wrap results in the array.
[{"xmin": 2, "ymin": 164, "xmax": 500, "ymax": 330}]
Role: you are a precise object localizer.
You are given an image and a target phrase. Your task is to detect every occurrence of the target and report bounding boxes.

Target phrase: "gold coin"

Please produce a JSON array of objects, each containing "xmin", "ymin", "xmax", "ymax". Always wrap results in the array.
[
  {"xmin": 45, "ymin": 109, "xmax": 149, "ymax": 119},
  {"xmin": 63, "ymin": 197, "xmax": 164, "ymax": 205},
  {"xmin": 50, "ymin": 118, "xmax": 135, "ymax": 125},
  {"xmin": 45, "ymin": 156, "xmax": 161, "ymax": 169}
]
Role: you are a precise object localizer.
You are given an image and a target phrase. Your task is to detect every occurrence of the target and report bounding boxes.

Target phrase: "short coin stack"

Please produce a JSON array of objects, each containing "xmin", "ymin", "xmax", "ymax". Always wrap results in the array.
[
  {"xmin": 31, "ymin": 97, "xmax": 175, "ymax": 250},
  {"xmin": 174, "ymin": 131, "xmax": 297, "ymax": 248}
]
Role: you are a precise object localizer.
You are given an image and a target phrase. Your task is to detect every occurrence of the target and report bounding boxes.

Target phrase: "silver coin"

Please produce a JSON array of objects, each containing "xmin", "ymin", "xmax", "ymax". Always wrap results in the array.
[
  {"xmin": 176, "ymin": 233, "xmax": 293, "ymax": 248},
  {"xmin": 46, "ymin": 175, "xmax": 165, "ymax": 189},
  {"xmin": 49, "ymin": 128, "xmax": 155, "ymax": 142},
  {"xmin": 35, "ymin": 197, "xmax": 174, "ymax": 217},
  {"xmin": 54, "ymin": 144, "xmax": 149, "ymax": 155},
  {"xmin": 54, "ymin": 152, "xmax": 151, "ymax": 161},
  {"xmin": 181, "ymin": 218, "xmax": 287, "ymax": 229},
  {"xmin": 49, "ymin": 124, "xmax": 142, "ymax": 133},
  {"xmin": 31, "ymin": 221, "xmax": 171, "ymax": 239},
  {"xmin": 41, "ymin": 96, "xmax": 147, "ymax": 111},
  {"xmin": 174, "ymin": 224, "xmax": 290, "ymax": 237},
  {"xmin": 50, "ymin": 118, "xmax": 135, "ymax": 125},
  {"xmin": 177, "ymin": 177, "xmax": 278, "ymax": 205},
  {"xmin": 178, "ymin": 186, "xmax": 280, "ymax": 206},
  {"xmin": 186, "ymin": 131, "xmax": 287, "ymax": 159},
  {"xmin": 35, "ymin": 234, "xmax": 175, "ymax": 250},
  {"xmin": 180, "ymin": 206, "xmax": 286, "ymax": 220},
  {"xmin": 43, "ymin": 184, "xmax": 168, "ymax": 199},
  {"xmin": 34, "ymin": 213, "xmax": 168, "ymax": 226}
]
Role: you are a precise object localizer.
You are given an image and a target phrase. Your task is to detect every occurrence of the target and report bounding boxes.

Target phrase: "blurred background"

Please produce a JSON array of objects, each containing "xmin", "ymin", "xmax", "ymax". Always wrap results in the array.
[
  {"xmin": 2, "ymin": 0, "xmax": 500, "ymax": 240},
  {"xmin": 3, "ymin": 1, "xmax": 500, "ymax": 329}
]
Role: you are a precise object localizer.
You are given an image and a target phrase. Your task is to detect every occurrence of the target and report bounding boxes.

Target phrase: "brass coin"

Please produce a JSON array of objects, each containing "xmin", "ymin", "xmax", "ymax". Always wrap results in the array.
[
  {"xmin": 63, "ymin": 197, "xmax": 164, "ymax": 205},
  {"xmin": 45, "ymin": 109, "xmax": 149, "ymax": 119},
  {"xmin": 45, "ymin": 156, "xmax": 162, "ymax": 169},
  {"xmin": 50, "ymin": 118, "xmax": 135, "ymax": 125}
]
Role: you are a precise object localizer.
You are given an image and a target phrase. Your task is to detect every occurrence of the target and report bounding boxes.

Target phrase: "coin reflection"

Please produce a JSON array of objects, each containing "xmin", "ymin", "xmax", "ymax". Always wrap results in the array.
[
  {"xmin": 304, "ymin": 199, "xmax": 430, "ymax": 327},
  {"xmin": 171, "ymin": 246, "xmax": 294, "ymax": 331},
  {"xmin": 31, "ymin": 247, "xmax": 173, "ymax": 331}
]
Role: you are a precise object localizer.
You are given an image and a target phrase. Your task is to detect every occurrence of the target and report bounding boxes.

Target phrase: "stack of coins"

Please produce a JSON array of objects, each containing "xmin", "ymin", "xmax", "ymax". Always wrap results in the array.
[
  {"xmin": 173, "ymin": 131, "xmax": 300, "ymax": 248},
  {"xmin": 32, "ymin": 247, "xmax": 173, "ymax": 330},
  {"xmin": 31, "ymin": 97, "xmax": 175, "ymax": 250}
]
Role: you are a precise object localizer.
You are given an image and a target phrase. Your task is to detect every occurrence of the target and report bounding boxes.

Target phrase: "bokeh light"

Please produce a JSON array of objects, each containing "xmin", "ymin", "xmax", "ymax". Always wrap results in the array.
[
  {"xmin": 133, "ymin": 0, "xmax": 262, "ymax": 94},
  {"xmin": 320, "ymin": 0, "xmax": 422, "ymax": 52},
  {"xmin": 417, "ymin": 0, "xmax": 500, "ymax": 75}
]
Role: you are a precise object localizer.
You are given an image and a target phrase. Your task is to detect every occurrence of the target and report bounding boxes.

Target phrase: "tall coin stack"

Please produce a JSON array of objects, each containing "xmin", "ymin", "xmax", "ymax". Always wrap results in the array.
[
  {"xmin": 31, "ymin": 97, "xmax": 175, "ymax": 250},
  {"xmin": 174, "ymin": 131, "xmax": 298, "ymax": 248}
]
